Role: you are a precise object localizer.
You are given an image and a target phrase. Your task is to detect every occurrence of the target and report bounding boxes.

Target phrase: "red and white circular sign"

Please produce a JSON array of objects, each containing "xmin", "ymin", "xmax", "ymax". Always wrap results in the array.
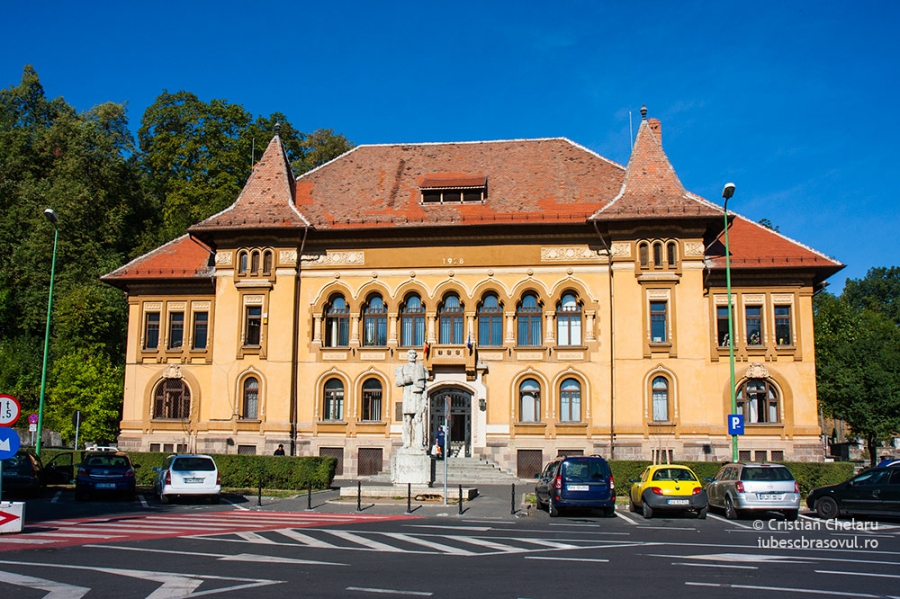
[{"xmin": 0, "ymin": 394, "xmax": 21, "ymax": 427}]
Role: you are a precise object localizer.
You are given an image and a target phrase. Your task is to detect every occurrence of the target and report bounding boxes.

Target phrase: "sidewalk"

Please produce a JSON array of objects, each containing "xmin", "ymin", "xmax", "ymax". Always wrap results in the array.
[{"xmin": 247, "ymin": 480, "xmax": 538, "ymax": 520}]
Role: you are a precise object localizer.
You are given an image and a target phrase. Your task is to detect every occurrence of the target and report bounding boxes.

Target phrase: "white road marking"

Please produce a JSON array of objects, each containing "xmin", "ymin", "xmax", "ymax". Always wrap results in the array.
[
  {"xmin": 650, "ymin": 552, "xmax": 814, "ymax": 564},
  {"xmin": 138, "ymin": 494, "xmax": 149, "ymax": 508},
  {"xmin": 673, "ymin": 561, "xmax": 757, "ymax": 570},
  {"xmin": 524, "ymin": 556, "xmax": 609, "ymax": 563},
  {"xmin": 706, "ymin": 513, "xmax": 752, "ymax": 528},
  {"xmin": 275, "ymin": 529, "xmax": 342, "ymax": 549},
  {"xmin": 449, "ymin": 535, "xmax": 531, "ymax": 554},
  {"xmin": 221, "ymin": 497, "xmax": 250, "ymax": 511},
  {"xmin": 347, "ymin": 586, "xmax": 432, "ymax": 596},
  {"xmin": 615, "ymin": 512, "xmax": 639, "ymax": 525},
  {"xmin": 379, "ymin": 533, "xmax": 477, "ymax": 555},
  {"xmin": 50, "ymin": 490, "xmax": 62, "ymax": 504},
  {"xmin": 235, "ymin": 531, "xmax": 278, "ymax": 544},
  {"xmin": 637, "ymin": 526, "xmax": 697, "ymax": 531},
  {"xmin": 685, "ymin": 581, "xmax": 882, "ymax": 597},
  {"xmin": 0, "ymin": 569, "xmax": 89, "ymax": 598},
  {"xmin": 816, "ymin": 570, "xmax": 900, "ymax": 579},
  {"xmin": 327, "ymin": 530, "xmax": 407, "ymax": 552},
  {"xmin": 85, "ymin": 544, "xmax": 345, "ymax": 565},
  {"xmin": 405, "ymin": 524, "xmax": 493, "ymax": 531}
]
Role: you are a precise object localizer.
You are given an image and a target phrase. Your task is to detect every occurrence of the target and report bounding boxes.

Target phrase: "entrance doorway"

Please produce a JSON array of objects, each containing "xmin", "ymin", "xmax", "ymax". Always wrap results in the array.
[{"xmin": 429, "ymin": 389, "xmax": 472, "ymax": 458}]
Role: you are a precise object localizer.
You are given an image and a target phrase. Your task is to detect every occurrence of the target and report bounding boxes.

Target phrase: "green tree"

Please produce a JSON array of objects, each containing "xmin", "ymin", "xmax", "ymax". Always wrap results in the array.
[
  {"xmin": 842, "ymin": 266, "xmax": 900, "ymax": 326},
  {"xmin": 815, "ymin": 290, "xmax": 900, "ymax": 466}
]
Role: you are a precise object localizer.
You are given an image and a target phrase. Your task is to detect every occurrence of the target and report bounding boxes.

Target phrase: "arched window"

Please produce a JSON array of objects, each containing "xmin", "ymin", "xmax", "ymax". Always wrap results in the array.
[
  {"xmin": 652, "ymin": 376, "xmax": 669, "ymax": 421},
  {"xmin": 666, "ymin": 241, "xmax": 677, "ymax": 267},
  {"xmin": 737, "ymin": 379, "xmax": 779, "ymax": 423},
  {"xmin": 238, "ymin": 251, "xmax": 248, "ymax": 275},
  {"xmin": 517, "ymin": 293, "xmax": 542, "ymax": 347},
  {"xmin": 519, "ymin": 378, "xmax": 541, "ymax": 423},
  {"xmin": 262, "ymin": 251, "xmax": 273, "ymax": 276},
  {"xmin": 324, "ymin": 379, "xmax": 344, "ymax": 421},
  {"xmin": 361, "ymin": 378, "xmax": 383, "ymax": 421},
  {"xmin": 639, "ymin": 242, "xmax": 649, "ymax": 268},
  {"xmin": 324, "ymin": 295, "xmax": 350, "ymax": 347},
  {"xmin": 153, "ymin": 379, "xmax": 191, "ymax": 419},
  {"xmin": 556, "ymin": 292, "xmax": 582, "ymax": 346},
  {"xmin": 400, "ymin": 294, "xmax": 425, "ymax": 348},
  {"xmin": 242, "ymin": 377, "xmax": 259, "ymax": 419},
  {"xmin": 478, "ymin": 294, "xmax": 503, "ymax": 347},
  {"xmin": 439, "ymin": 293, "xmax": 464, "ymax": 345},
  {"xmin": 653, "ymin": 242, "xmax": 663, "ymax": 267},
  {"xmin": 250, "ymin": 251, "xmax": 260, "ymax": 275},
  {"xmin": 560, "ymin": 378, "xmax": 581, "ymax": 422},
  {"xmin": 362, "ymin": 295, "xmax": 387, "ymax": 346}
]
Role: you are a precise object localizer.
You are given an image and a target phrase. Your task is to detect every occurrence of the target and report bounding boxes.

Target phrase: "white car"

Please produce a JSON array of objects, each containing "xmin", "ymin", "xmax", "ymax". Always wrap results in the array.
[{"xmin": 152, "ymin": 454, "xmax": 221, "ymax": 504}]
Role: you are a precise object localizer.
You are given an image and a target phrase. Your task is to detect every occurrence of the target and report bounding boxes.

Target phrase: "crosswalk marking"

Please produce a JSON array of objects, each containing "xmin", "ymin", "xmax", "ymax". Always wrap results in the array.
[
  {"xmin": 0, "ymin": 569, "xmax": 90, "ymax": 598},
  {"xmin": 379, "ymin": 533, "xmax": 477, "ymax": 555},
  {"xmin": 275, "ymin": 529, "xmax": 342, "ymax": 549},
  {"xmin": 443, "ymin": 535, "xmax": 531, "ymax": 554},
  {"xmin": 327, "ymin": 530, "xmax": 407, "ymax": 552},
  {"xmin": 236, "ymin": 532, "xmax": 279, "ymax": 544}
]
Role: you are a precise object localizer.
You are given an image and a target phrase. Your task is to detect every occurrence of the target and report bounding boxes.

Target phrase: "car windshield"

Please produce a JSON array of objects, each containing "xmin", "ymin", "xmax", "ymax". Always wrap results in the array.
[
  {"xmin": 740, "ymin": 467, "xmax": 793, "ymax": 482},
  {"xmin": 172, "ymin": 457, "xmax": 215, "ymax": 471},
  {"xmin": 652, "ymin": 468, "xmax": 697, "ymax": 481},
  {"xmin": 2, "ymin": 454, "xmax": 30, "ymax": 469},
  {"xmin": 84, "ymin": 456, "xmax": 130, "ymax": 468}
]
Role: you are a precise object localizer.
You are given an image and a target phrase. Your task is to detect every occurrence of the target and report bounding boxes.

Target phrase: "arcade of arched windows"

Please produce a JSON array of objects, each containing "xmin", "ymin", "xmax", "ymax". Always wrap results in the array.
[
  {"xmin": 310, "ymin": 285, "xmax": 598, "ymax": 351},
  {"xmin": 236, "ymin": 248, "xmax": 275, "ymax": 279},
  {"xmin": 637, "ymin": 239, "xmax": 679, "ymax": 271}
]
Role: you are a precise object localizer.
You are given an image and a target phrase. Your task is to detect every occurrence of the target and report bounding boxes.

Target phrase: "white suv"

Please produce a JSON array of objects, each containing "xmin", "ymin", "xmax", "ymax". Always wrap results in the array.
[{"xmin": 152, "ymin": 454, "xmax": 221, "ymax": 504}]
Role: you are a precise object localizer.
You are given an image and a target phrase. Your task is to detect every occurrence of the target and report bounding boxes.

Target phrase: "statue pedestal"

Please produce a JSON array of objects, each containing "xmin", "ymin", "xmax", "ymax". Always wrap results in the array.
[{"xmin": 391, "ymin": 449, "xmax": 433, "ymax": 486}]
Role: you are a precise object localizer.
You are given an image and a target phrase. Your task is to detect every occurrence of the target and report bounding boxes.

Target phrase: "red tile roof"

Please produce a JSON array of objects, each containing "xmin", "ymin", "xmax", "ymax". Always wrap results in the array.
[
  {"xmin": 101, "ymin": 234, "xmax": 214, "ymax": 283},
  {"xmin": 590, "ymin": 118, "xmax": 722, "ymax": 221}
]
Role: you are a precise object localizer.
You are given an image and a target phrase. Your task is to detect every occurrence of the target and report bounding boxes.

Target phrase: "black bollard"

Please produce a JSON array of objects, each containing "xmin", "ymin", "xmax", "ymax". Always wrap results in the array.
[
  {"xmin": 357, "ymin": 480, "xmax": 362, "ymax": 512},
  {"xmin": 407, "ymin": 483, "xmax": 412, "ymax": 514},
  {"xmin": 510, "ymin": 483, "xmax": 516, "ymax": 515},
  {"xmin": 258, "ymin": 476, "xmax": 262, "ymax": 507},
  {"xmin": 458, "ymin": 484, "xmax": 463, "ymax": 515},
  {"xmin": 307, "ymin": 482, "xmax": 312, "ymax": 511}
]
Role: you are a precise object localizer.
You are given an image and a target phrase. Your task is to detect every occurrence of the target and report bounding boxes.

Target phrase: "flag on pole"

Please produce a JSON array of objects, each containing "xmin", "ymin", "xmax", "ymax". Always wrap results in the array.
[
  {"xmin": 466, "ymin": 334, "xmax": 473, "ymax": 354},
  {"xmin": 423, "ymin": 341, "xmax": 430, "ymax": 358}
]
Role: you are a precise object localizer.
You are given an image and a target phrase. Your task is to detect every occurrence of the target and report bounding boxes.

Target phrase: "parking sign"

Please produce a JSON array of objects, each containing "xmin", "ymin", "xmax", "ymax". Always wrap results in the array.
[{"xmin": 727, "ymin": 414, "xmax": 744, "ymax": 435}]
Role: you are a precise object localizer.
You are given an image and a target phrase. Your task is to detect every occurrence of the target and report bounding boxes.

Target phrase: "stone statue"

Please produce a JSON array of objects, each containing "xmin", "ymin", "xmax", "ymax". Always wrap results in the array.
[{"xmin": 395, "ymin": 349, "xmax": 428, "ymax": 450}]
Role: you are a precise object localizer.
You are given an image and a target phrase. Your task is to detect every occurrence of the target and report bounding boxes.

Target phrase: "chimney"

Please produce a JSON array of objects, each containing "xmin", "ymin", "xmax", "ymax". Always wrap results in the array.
[{"xmin": 648, "ymin": 118, "xmax": 662, "ymax": 146}]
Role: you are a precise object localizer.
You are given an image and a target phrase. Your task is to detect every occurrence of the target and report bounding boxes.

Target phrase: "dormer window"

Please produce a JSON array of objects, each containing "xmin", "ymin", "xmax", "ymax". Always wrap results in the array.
[{"xmin": 419, "ymin": 174, "xmax": 487, "ymax": 204}]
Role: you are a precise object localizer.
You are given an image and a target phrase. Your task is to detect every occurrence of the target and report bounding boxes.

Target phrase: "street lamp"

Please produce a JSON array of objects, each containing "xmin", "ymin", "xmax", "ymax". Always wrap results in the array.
[
  {"xmin": 36, "ymin": 208, "xmax": 59, "ymax": 457},
  {"xmin": 722, "ymin": 183, "xmax": 738, "ymax": 462}
]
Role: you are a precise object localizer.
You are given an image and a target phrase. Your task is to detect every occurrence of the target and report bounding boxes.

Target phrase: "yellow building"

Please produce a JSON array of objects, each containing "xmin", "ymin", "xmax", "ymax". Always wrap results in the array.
[{"xmin": 103, "ymin": 111, "xmax": 843, "ymax": 477}]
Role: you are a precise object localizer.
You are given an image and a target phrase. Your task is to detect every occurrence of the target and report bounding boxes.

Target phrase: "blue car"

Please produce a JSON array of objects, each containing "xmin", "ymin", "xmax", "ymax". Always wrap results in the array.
[
  {"xmin": 535, "ymin": 455, "xmax": 616, "ymax": 517},
  {"xmin": 75, "ymin": 452, "xmax": 138, "ymax": 500}
]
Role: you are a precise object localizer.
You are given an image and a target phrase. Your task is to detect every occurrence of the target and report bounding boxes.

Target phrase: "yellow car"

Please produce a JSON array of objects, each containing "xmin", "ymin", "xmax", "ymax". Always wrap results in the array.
[{"xmin": 628, "ymin": 464, "xmax": 708, "ymax": 519}]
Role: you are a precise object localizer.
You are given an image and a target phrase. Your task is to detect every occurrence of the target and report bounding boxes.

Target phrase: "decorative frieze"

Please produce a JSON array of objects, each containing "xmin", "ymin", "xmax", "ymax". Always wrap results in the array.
[
  {"xmin": 302, "ymin": 251, "xmax": 365, "ymax": 265},
  {"xmin": 192, "ymin": 301, "xmax": 211, "ymax": 310},
  {"xmin": 683, "ymin": 241, "xmax": 705, "ymax": 257},
  {"xmin": 144, "ymin": 302, "xmax": 162, "ymax": 311},
  {"xmin": 215, "ymin": 251, "xmax": 233, "ymax": 266},
  {"xmin": 279, "ymin": 250, "xmax": 298, "ymax": 265},
  {"xmin": 611, "ymin": 242, "xmax": 631, "ymax": 258},
  {"xmin": 168, "ymin": 302, "xmax": 186, "ymax": 311},
  {"xmin": 746, "ymin": 362, "xmax": 769, "ymax": 379},
  {"xmin": 163, "ymin": 364, "xmax": 183, "ymax": 379},
  {"xmin": 556, "ymin": 352, "xmax": 584, "ymax": 361},
  {"xmin": 359, "ymin": 351, "xmax": 387, "ymax": 361},
  {"xmin": 244, "ymin": 295, "xmax": 264, "ymax": 305},
  {"xmin": 540, "ymin": 246, "xmax": 599, "ymax": 261},
  {"xmin": 478, "ymin": 351, "xmax": 505, "ymax": 361}
]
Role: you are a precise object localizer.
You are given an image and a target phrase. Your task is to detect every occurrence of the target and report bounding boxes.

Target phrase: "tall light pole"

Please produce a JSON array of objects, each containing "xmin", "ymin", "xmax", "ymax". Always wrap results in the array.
[
  {"xmin": 36, "ymin": 208, "xmax": 59, "ymax": 457},
  {"xmin": 722, "ymin": 183, "xmax": 738, "ymax": 462}
]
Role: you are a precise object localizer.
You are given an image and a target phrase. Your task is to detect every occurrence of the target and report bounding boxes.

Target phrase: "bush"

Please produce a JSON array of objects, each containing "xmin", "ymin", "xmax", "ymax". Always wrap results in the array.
[
  {"xmin": 609, "ymin": 460, "xmax": 855, "ymax": 499},
  {"xmin": 39, "ymin": 448, "xmax": 337, "ymax": 491}
]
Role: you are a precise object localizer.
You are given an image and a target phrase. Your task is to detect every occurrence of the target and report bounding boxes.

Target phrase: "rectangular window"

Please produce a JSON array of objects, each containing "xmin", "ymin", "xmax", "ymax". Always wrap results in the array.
[
  {"xmin": 168, "ymin": 312, "xmax": 184, "ymax": 349},
  {"xmin": 362, "ymin": 389, "xmax": 382, "ymax": 421},
  {"xmin": 775, "ymin": 305, "xmax": 792, "ymax": 346},
  {"xmin": 557, "ymin": 315, "xmax": 582, "ymax": 346},
  {"xmin": 144, "ymin": 313, "xmax": 160, "ymax": 349},
  {"xmin": 479, "ymin": 314, "xmax": 503, "ymax": 346},
  {"xmin": 517, "ymin": 315, "xmax": 542, "ymax": 347},
  {"xmin": 401, "ymin": 314, "xmax": 425, "ymax": 347},
  {"xmin": 717, "ymin": 306, "xmax": 730, "ymax": 347},
  {"xmin": 192, "ymin": 312, "xmax": 208, "ymax": 350},
  {"xmin": 245, "ymin": 306, "xmax": 262, "ymax": 346},
  {"xmin": 650, "ymin": 301, "xmax": 667, "ymax": 343},
  {"xmin": 746, "ymin": 306, "xmax": 762, "ymax": 345}
]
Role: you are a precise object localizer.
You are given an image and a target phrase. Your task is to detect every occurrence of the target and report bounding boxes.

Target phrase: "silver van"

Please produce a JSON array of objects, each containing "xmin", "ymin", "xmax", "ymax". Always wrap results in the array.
[{"xmin": 705, "ymin": 463, "xmax": 800, "ymax": 520}]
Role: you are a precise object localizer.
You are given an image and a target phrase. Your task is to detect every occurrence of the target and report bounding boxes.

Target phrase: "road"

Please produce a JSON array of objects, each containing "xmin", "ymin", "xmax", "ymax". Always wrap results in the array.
[{"xmin": 1, "ymin": 486, "xmax": 898, "ymax": 598}]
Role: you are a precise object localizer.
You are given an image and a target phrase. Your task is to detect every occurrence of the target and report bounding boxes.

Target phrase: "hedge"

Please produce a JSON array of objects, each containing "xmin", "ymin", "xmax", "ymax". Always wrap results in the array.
[
  {"xmin": 609, "ymin": 460, "xmax": 856, "ymax": 498},
  {"xmin": 38, "ymin": 449, "xmax": 336, "ymax": 491}
]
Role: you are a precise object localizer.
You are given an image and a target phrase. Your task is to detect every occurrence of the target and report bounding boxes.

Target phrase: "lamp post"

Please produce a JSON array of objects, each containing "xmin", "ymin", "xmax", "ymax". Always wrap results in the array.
[
  {"xmin": 36, "ymin": 208, "xmax": 59, "ymax": 457},
  {"xmin": 722, "ymin": 183, "xmax": 738, "ymax": 462}
]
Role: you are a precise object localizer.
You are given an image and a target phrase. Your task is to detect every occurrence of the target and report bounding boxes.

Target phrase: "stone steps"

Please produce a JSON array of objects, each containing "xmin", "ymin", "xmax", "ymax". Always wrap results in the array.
[{"xmin": 361, "ymin": 456, "xmax": 529, "ymax": 485}]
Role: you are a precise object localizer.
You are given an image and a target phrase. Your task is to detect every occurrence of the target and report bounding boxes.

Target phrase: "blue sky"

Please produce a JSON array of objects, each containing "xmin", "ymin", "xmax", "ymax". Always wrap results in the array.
[{"xmin": 3, "ymin": 1, "xmax": 896, "ymax": 291}]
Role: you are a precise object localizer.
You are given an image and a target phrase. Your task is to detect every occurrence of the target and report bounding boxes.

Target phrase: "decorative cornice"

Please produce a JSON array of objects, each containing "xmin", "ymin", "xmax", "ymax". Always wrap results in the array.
[
  {"xmin": 540, "ymin": 246, "xmax": 599, "ymax": 261},
  {"xmin": 302, "ymin": 251, "xmax": 366, "ymax": 265}
]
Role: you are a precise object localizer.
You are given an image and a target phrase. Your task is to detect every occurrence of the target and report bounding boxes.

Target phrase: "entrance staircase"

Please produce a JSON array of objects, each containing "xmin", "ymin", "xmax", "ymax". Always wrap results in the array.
[{"xmin": 363, "ymin": 456, "xmax": 529, "ymax": 485}]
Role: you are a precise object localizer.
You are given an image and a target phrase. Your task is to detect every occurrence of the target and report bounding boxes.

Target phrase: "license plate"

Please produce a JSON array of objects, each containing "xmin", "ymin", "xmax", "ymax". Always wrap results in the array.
[
  {"xmin": 567, "ymin": 485, "xmax": 589, "ymax": 491},
  {"xmin": 2, "ymin": 471, "xmax": 14, "ymax": 477},
  {"xmin": 759, "ymin": 493, "xmax": 781, "ymax": 501},
  {"xmin": 184, "ymin": 477, "xmax": 204, "ymax": 484},
  {"xmin": 96, "ymin": 483, "xmax": 116, "ymax": 489},
  {"xmin": 667, "ymin": 499, "xmax": 690, "ymax": 505}
]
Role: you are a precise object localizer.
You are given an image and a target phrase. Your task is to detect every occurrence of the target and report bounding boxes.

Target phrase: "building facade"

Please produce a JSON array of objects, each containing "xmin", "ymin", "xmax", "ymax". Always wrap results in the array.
[{"xmin": 103, "ymin": 111, "xmax": 843, "ymax": 477}]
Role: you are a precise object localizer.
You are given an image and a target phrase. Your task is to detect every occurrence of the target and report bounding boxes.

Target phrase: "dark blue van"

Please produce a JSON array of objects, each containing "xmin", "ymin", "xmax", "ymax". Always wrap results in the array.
[{"xmin": 535, "ymin": 455, "xmax": 616, "ymax": 517}]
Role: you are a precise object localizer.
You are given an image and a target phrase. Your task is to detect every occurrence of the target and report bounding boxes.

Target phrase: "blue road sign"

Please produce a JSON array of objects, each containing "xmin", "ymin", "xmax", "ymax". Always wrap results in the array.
[
  {"xmin": 0, "ymin": 427, "xmax": 21, "ymax": 460},
  {"xmin": 727, "ymin": 414, "xmax": 745, "ymax": 436}
]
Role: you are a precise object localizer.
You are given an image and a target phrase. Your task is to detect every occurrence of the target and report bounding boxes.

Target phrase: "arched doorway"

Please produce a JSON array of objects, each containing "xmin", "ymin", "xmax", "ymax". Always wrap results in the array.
[{"xmin": 429, "ymin": 388, "xmax": 472, "ymax": 458}]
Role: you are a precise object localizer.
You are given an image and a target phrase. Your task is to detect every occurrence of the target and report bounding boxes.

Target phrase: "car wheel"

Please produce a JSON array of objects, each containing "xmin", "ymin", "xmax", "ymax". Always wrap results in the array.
[
  {"xmin": 208, "ymin": 494, "xmax": 220, "ymax": 504},
  {"xmin": 784, "ymin": 509, "xmax": 799, "ymax": 521},
  {"xmin": 536, "ymin": 493, "xmax": 547, "ymax": 510},
  {"xmin": 697, "ymin": 507, "xmax": 708, "ymax": 520},
  {"xmin": 642, "ymin": 499, "xmax": 653, "ymax": 519},
  {"xmin": 629, "ymin": 494, "xmax": 638, "ymax": 513},
  {"xmin": 159, "ymin": 493, "xmax": 170, "ymax": 505},
  {"xmin": 548, "ymin": 497, "xmax": 560, "ymax": 517},
  {"xmin": 725, "ymin": 496, "xmax": 739, "ymax": 520},
  {"xmin": 603, "ymin": 506, "xmax": 616, "ymax": 518},
  {"xmin": 815, "ymin": 496, "xmax": 839, "ymax": 520}
]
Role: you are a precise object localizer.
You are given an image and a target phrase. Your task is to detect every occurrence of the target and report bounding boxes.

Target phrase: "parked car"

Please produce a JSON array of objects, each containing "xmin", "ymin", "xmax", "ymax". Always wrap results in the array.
[
  {"xmin": 535, "ymin": 455, "xmax": 616, "ymax": 517},
  {"xmin": 628, "ymin": 464, "xmax": 708, "ymax": 519},
  {"xmin": 705, "ymin": 462, "xmax": 801, "ymax": 520},
  {"xmin": 75, "ymin": 451, "xmax": 138, "ymax": 500},
  {"xmin": 1, "ymin": 450, "xmax": 75, "ymax": 498},
  {"xmin": 153, "ymin": 454, "xmax": 221, "ymax": 504},
  {"xmin": 806, "ymin": 466, "xmax": 900, "ymax": 519}
]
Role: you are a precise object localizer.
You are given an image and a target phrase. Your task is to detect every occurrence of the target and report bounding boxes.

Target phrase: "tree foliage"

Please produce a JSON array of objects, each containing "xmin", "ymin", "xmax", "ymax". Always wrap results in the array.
[
  {"xmin": 0, "ymin": 66, "xmax": 354, "ymax": 445},
  {"xmin": 815, "ymin": 271, "xmax": 900, "ymax": 466},
  {"xmin": 842, "ymin": 266, "xmax": 900, "ymax": 326}
]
